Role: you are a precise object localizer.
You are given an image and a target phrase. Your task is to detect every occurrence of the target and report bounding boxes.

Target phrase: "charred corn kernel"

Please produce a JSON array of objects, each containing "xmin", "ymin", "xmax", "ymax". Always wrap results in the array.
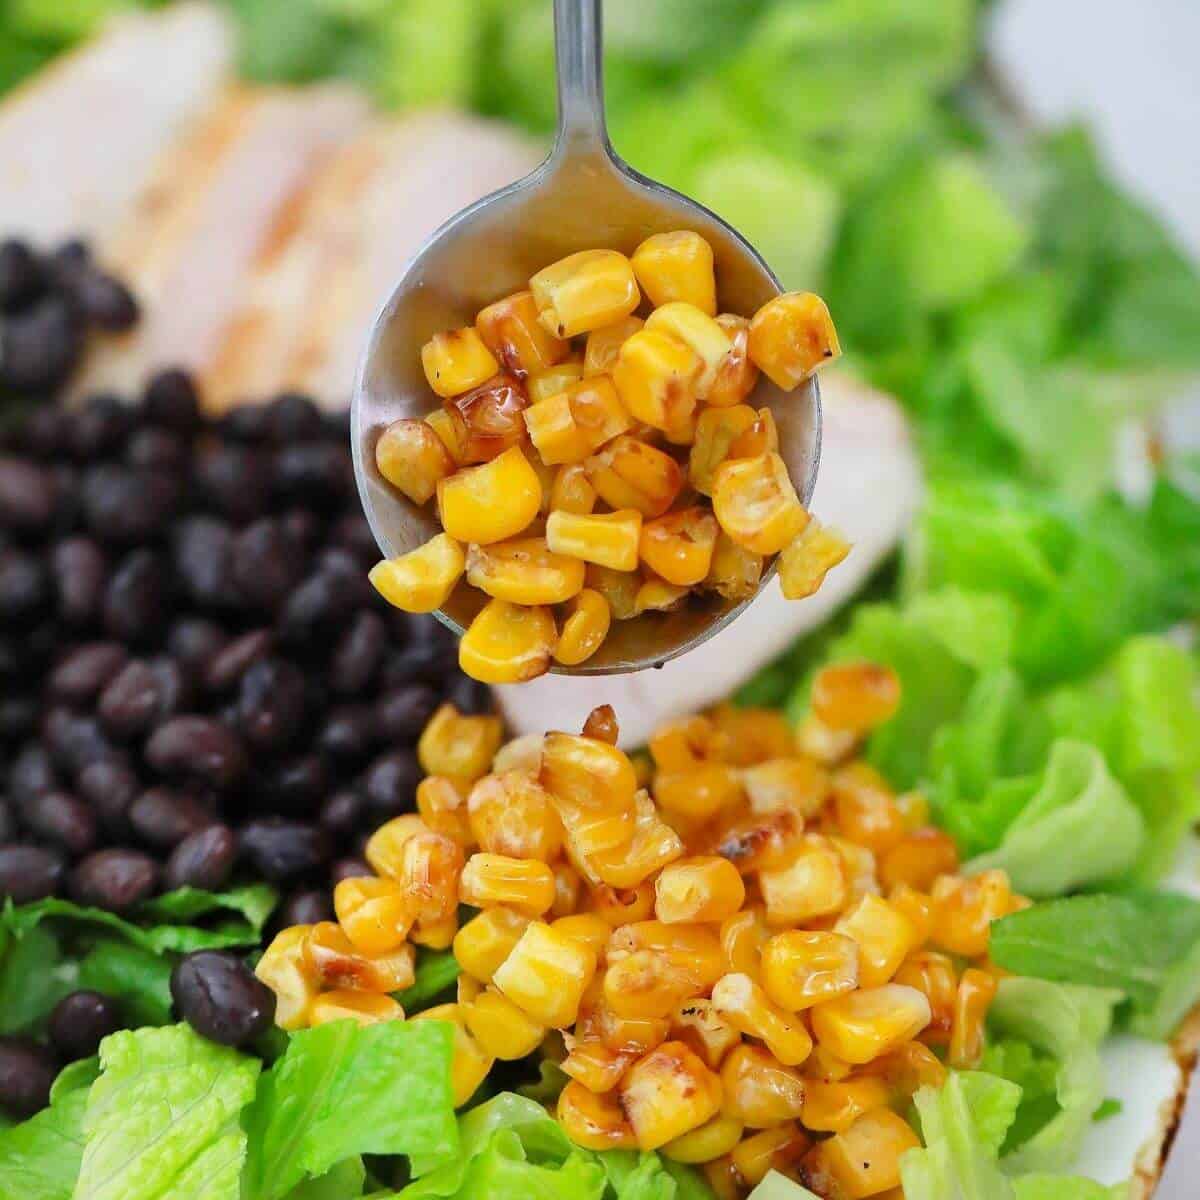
[
  {"xmin": 309, "ymin": 990, "xmax": 404, "ymax": 1027},
  {"xmin": 256, "ymin": 926, "xmax": 317, "ymax": 1030},
  {"xmin": 397, "ymin": 831, "xmax": 464, "ymax": 928},
  {"xmin": 731, "ymin": 1123, "xmax": 812, "ymax": 1187},
  {"xmin": 689, "ymin": 404, "xmax": 757, "ymax": 495},
  {"xmin": 631, "ymin": 231, "xmax": 717, "ymax": 315},
  {"xmin": 802, "ymin": 1077, "xmax": 891, "ymax": 1134},
  {"xmin": 705, "ymin": 531, "xmax": 764, "ymax": 603},
  {"xmin": 551, "ymin": 862, "xmax": 583, "ymax": 917},
  {"xmin": 523, "ymin": 392, "xmax": 591, "ymax": 464},
  {"xmin": 477, "ymin": 289, "xmax": 570, "ymax": 377},
  {"xmin": 833, "ymin": 764, "xmax": 906, "ymax": 856},
  {"xmin": 779, "ymin": 520, "xmax": 851, "ymax": 600},
  {"xmin": 948, "ymin": 966, "xmax": 997, "ymax": 1070},
  {"xmin": 546, "ymin": 508, "xmax": 641, "ymax": 571},
  {"xmin": 426, "ymin": 407, "xmax": 468, "ymax": 466},
  {"xmin": 461, "ymin": 984, "xmax": 546, "ymax": 1060},
  {"xmin": 620, "ymin": 1041, "xmax": 723, "ymax": 1151},
  {"xmin": 584, "ymin": 315, "xmax": 645, "ymax": 376},
  {"xmin": 827, "ymin": 838, "xmax": 875, "ymax": 907},
  {"xmin": 416, "ymin": 775, "xmax": 473, "ymax": 847},
  {"xmin": 811, "ymin": 663, "xmax": 901, "ymax": 735},
  {"xmin": 304, "ymin": 922, "xmax": 416, "ymax": 993},
  {"xmin": 707, "ymin": 315, "xmax": 760, "ymax": 408},
  {"xmin": 638, "ymin": 508, "xmax": 719, "ymax": 587},
  {"xmin": 531, "ymin": 250, "xmax": 641, "ymax": 338},
  {"xmin": 529, "ymin": 359, "xmax": 585, "ymax": 405},
  {"xmin": 363, "ymin": 814, "xmax": 426, "ymax": 878},
  {"xmin": 561, "ymin": 806, "xmax": 637, "ymax": 871},
  {"xmin": 653, "ymin": 763, "xmax": 744, "ymax": 823},
  {"xmin": 761, "ymin": 930, "xmax": 860, "ymax": 1012},
  {"xmin": 645, "ymin": 302, "xmax": 733, "ymax": 396},
  {"xmin": 562, "ymin": 1038, "xmax": 634, "ymax": 1093},
  {"xmin": 453, "ymin": 906, "xmax": 531, "ymax": 983},
  {"xmin": 712, "ymin": 973, "xmax": 813, "ymax": 1066},
  {"xmin": 795, "ymin": 712, "xmax": 859, "ymax": 765},
  {"xmin": 444, "ymin": 372, "xmax": 529, "ymax": 463},
  {"xmin": 707, "ymin": 810, "xmax": 803, "ymax": 877},
  {"xmin": 711, "ymin": 705, "xmax": 795, "ymax": 766},
  {"xmin": 608, "ymin": 922, "xmax": 725, "ymax": 992},
  {"xmin": 930, "ymin": 869, "xmax": 1013, "ymax": 958},
  {"xmin": 748, "ymin": 292, "xmax": 841, "ymax": 391},
  {"xmin": 541, "ymin": 731, "xmax": 638, "ymax": 815},
  {"xmin": 672, "ymin": 998, "xmax": 741, "ymax": 1070},
  {"xmin": 895, "ymin": 791, "xmax": 930, "ymax": 832},
  {"xmin": 418, "ymin": 703, "xmax": 503, "ymax": 780},
  {"xmin": 893, "ymin": 951, "xmax": 957, "ymax": 1044},
  {"xmin": 460, "ymin": 598, "xmax": 556, "ymax": 683},
  {"xmin": 585, "ymin": 435, "xmax": 684, "ymax": 518},
  {"xmin": 806, "ymin": 1109, "xmax": 917, "ymax": 1200},
  {"xmin": 719, "ymin": 906, "xmax": 772, "ymax": 982},
  {"xmin": 551, "ymin": 913, "xmax": 612, "ymax": 959},
  {"xmin": 862, "ymin": 1039, "xmax": 947, "ymax": 1098},
  {"xmin": 712, "ymin": 451, "xmax": 808, "ymax": 556},
  {"xmin": 649, "ymin": 714, "xmax": 728, "ymax": 771},
  {"xmin": 413, "ymin": 1003, "xmax": 494, "ymax": 1106},
  {"xmin": 581, "ymin": 703, "xmax": 619, "ymax": 744},
  {"xmin": 554, "ymin": 588, "xmax": 610, "ymax": 666},
  {"xmin": 558, "ymin": 1079, "xmax": 638, "ymax": 1149},
  {"xmin": 375, "ymin": 418, "xmax": 454, "ymax": 504},
  {"xmin": 334, "ymin": 876, "xmax": 413, "ymax": 955},
  {"xmin": 655, "ymin": 856, "xmax": 746, "ymax": 924},
  {"xmin": 550, "ymin": 462, "xmax": 598, "ymax": 515},
  {"xmin": 592, "ymin": 791, "xmax": 684, "ymax": 889},
  {"xmin": 803, "ymin": 1043, "xmax": 856, "ymax": 1083},
  {"xmin": 493, "ymin": 732, "xmax": 543, "ymax": 776},
  {"xmin": 467, "ymin": 771, "xmax": 563, "ymax": 861},
  {"xmin": 459, "ymin": 852, "xmax": 557, "ymax": 916},
  {"xmin": 613, "ymin": 329, "xmax": 700, "ymax": 434},
  {"xmin": 578, "ymin": 979, "xmax": 672, "ymax": 1057},
  {"xmin": 604, "ymin": 949, "xmax": 697, "ymax": 1020},
  {"xmin": 369, "ymin": 534, "xmax": 465, "ymax": 614},
  {"xmin": 880, "ymin": 829, "xmax": 960, "ymax": 893},
  {"xmin": 585, "ymin": 563, "xmax": 641, "ymax": 620},
  {"xmin": 721, "ymin": 1044, "xmax": 806, "ymax": 1128},
  {"xmin": 633, "ymin": 577, "xmax": 688, "ymax": 615},
  {"xmin": 810, "ymin": 984, "xmax": 932, "ymax": 1065},
  {"xmin": 742, "ymin": 757, "xmax": 830, "ymax": 817},
  {"xmin": 663, "ymin": 1113, "xmax": 744, "ymax": 1164},
  {"xmin": 438, "ymin": 446, "xmax": 542, "ymax": 545},
  {"xmin": 834, "ymin": 895, "xmax": 917, "ymax": 989},
  {"xmin": 727, "ymin": 407, "xmax": 778, "ymax": 460},
  {"xmin": 588, "ymin": 881, "xmax": 657, "ymax": 927},
  {"xmin": 493, "ymin": 920, "xmax": 598, "ymax": 1028},
  {"xmin": 760, "ymin": 835, "xmax": 848, "ymax": 927},
  {"xmin": 887, "ymin": 885, "xmax": 933, "ymax": 949},
  {"xmin": 465, "ymin": 537, "xmax": 585, "ymax": 606},
  {"xmin": 529, "ymin": 376, "xmax": 632, "ymax": 465}
]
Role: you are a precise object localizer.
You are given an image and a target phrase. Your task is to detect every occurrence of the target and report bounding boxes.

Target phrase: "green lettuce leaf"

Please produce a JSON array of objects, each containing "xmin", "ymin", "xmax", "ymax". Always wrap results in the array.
[
  {"xmin": 75, "ymin": 940, "xmax": 175, "ymax": 1027},
  {"xmin": 0, "ymin": 921, "xmax": 73, "ymax": 1035},
  {"xmin": 0, "ymin": 1076, "xmax": 88, "ymax": 1200},
  {"xmin": 1012, "ymin": 1176, "xmax": 1126, "ymax": 1200},
  {"xmin": 396, "ymin": 949, "xmax": 461, "ymax": 1013},
  {"xmin": 979, "ymin": 1040, "xmax": 1062, "ymax": 1156},
  {"xmin": 76, "ymin": 1024, "xmax": 260, "ymax": 1200},
  {"xmin": 242, "ymin": 1019, "xmax": 457, "ymax": 1200},
  {"xmin": 283, "ymin": 1157, "xmax": 366, "ymax": 1199},
  {"xmin": 138, "ymin": 885, "xmax": 277, "ymax": 933},
  {"xmin": 956, "ymin": 1072, "xmax": 1023, "ymax": 1158}
]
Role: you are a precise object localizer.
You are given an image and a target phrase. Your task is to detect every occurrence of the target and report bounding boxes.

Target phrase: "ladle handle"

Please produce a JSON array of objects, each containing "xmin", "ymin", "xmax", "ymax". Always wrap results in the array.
[{"xmin": 553, "ymin": 0, "xmax": 608, "ymax": 156}]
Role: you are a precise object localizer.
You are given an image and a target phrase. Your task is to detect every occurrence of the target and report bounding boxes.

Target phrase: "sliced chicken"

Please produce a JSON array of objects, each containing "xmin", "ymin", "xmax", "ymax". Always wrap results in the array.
[
  {"xmin": 0, "ymin": 3, "xmax": 233, "ymax": 245},
  {"xmin": 496, "ymin": 371, "xmax": 923, "ymax": 748}
]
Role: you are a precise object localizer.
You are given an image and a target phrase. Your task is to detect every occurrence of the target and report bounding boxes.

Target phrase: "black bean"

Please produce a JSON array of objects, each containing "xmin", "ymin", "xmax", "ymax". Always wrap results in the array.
[
  {"xmin": 318, "ymin": 705, "xmax": 377, "ymax": 761},
  {"xmin": 375, "ymin": 684, "xmax": 439, "ymax": 743},
  {"xmin": 319, "ymin": 790, "xmax": 364, "ymax": 838},
  {"xmin": 0, "ymin": 845, "xmax": 66, "ymax": 902},
  {"xmin": 276, "ymin": 889, "xmax": 333, "ymax": 929},
  {"xmin": 0, "ymin": 240, "xmax": 44, "ymax": 313},
  {"xmin": 70, "ymin": 848, "xmax": 159, "ymax": 912},
  {"xmin": 0, "ymin": 297, "xmax": 82, "ymax": 393},
  {"xmin": 102, "ymin": 550, "xmax": 168, "ymax": 645},
  {"xmin": 381, "ymin": 635, "xmax": 457, "ymax": 689},
  {"xmin": 164, "ymin": 823, "xmax": 237, "ymax": 892},
  {"xmin": 129, "ymin": 787, "xmax": 213, "ymax": 849},
  {"xmin": 230, "ymin": 518, "xmax": 304, "ymax": 614},
  {"xmin": 9, "ymin": 744, "xmax": 57, "ymax": 803},
  {"xmin": 446, "ymin": 674, "xmax": 493, "ymax": 716},
  {"xmin": 216, "ymin": 403, "xmax": 271, "ymax": 444},
  {"xmin": 0, "ymin": 696, "xmax": 38, "ymax": 742},
  {"xmin": 75, "ymin": 270, "xmax": 140, "ymax": 331},
  {"xmin": 273, "ymin": 443, "xmax": 349, "ymax": 503},
  {"xmin": 362, "ymin": 749, "xmax": 421, "ymax": 820},
  {"xmin": 314, "ymin": 546, "xmax": 361, "ymax": 578},
  {"xmin": 142, "ymin": 369, "xmax": 200, "ymax": 434},
  {"xmin": 280, "ymin": 508, "xmax": 321, "ymax": 549},
  {"xmin": 81, "ymin": 465, "xmax": 178, "ymax": 544},
  {"xmin": 48, "ymin": 643, "xmax": 128, "ymax": 706},
  {"xmin": 126, "ymin": 427, "xmax": 187, "ymax": 471},
  {"xmin": 204, "ymin": 629, "xmax": 273, "ymax": 692},
  {"xmin": 18, "ymin": 790, "xmax": 97, "ymax": 857},
  {"xmin": 330, "ymin": 856, "xmax": 373, "ymax": 887},
  {"xmin": 0, "ymin": 457, "xmax": 55, "ymax": 533},
  {"xmin": 279, "ymin": 570, "xmax": 364, "ymax": 646},
  {"xmin": 267, "ymin": 393, "xmax": 324, "ymax": 443},
  {"xmin": 0, "ymin": 798, "xmax": 14, "ymax": 845},
  {"xmin": 68, "ymin": 394, "xmax": 131, "ymax": 460},
  {"xmin": 237, "ymin": 658, "xmax": 306, "ymax": 751},
  {"xmin": 240, "ymin": 819, "xmax": 331, "ymax": 881},
  {"xmin": 0, "ymin": 549, "xmax": 47, "ymax": 624},
  {"xmin": 77, "ymin": 760, "xmax": 139, "ymax": 837},
  {"xmin": 330, "ymin": 513, "xmax": 377, "ymax": 561},
  {"xmin": 145, "ymin": 716, "xmax": 246, "ymax": 789},
  {"xmin": 170, "ymin": 951, "xmax": 275, "ymax": 1047},
  {"xmin": 330, "ymin": 611, "xmax": 385, "ymax": 695},
  {"xmin": 264, "ymin": 756, "xmax": 327, "ymax": 815},
  {"xmin": 48, "ymin": 991, "xmax": 123, "ymax": 1061},
  {"xmin": 166, "ymin": 618, "xmax": 228, "ymax": 674},
  {"xmin": 50, "ymin": 537, "xmax": 108, "ymax": 626},
  {"xmin": 0, "ymin": 1037, "xmax": 58, "ymax": 1120},
  {"xmin": 42, "ymin": 709, "xmax": 119, "ymax": 776},
  {"xmin": 194, "ymin": 445, "xmax": 270, "ymax": 524},
  {"xmin": 20, "ymin": 406, "xmax": 69, "ymax": 458},
  {"xmin": 173, "ymin": 517, "xmax": 236, "ymax": 609}
]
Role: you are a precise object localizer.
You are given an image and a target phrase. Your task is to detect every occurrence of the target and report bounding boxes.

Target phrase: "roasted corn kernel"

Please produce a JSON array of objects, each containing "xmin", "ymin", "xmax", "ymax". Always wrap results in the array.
[
  {"xmin": 705, "ymin": 531, "xmax": 764, "ymax": 602},
  {"xmin": 801, "ymin": 1077, "xmax": 891, "ymax": 1134},
  {"xmin": 759, "ymin": 835, "xmax": 848, "ymax": 927},
  {"xmin": 453, "ymin": 906, "xmax": 531, "ymax": 984},
  {"xmin": 396, "ymin": 830, "xmax": 464, "ymax": 928},
  {"xmin": 804, "ymin": 1108, "xmax": 917, "ymax": 1200},
  {"xmin": 631, "ymin": 231, "xmax": 717, "ymax": 315},
  {"xmin": 655, "ymin": 856, "xmax": 746, "ymax": 924},
  {"xmin": 552, "ymin": 862, "xmax": 584, "ymax": 917},
  {"xmin": 477, "ymin": 289, "xmax": 570, "ymax": 377},
  {"xmin": 620, "ymin": 1041, "xmax": 723, "ymax": 1150},
  {"xmin": 720, "ymin": 1043, "xmax": 807, "ymax": 1128},
  {"xmin": 748, "ymin": 292, "xmax": 841, "ymax": 391},
  {"xmin": 727, "ymin": 407, "xmax": 778, "ymax": 459},
  {"xmin": 689, "ymin": 404, "xmax": 757, "ymax": 495},
  {"xmin": 493, "ymin": 920, "xmax": 598, "ymax": 1028},
  {"xmin": 375, "ymin": 418, "xmax": 454, "ymax": 504},
  {"xmin": 467, "ymin": 770, "xmax": 563, "ymax": 861},
  {"xmin": 585, "ymin": 563, "xmax": 640, "ymax": 621},
  {"xmin": 612, "ymin": 328, "xmax": 700, "ymax": 435},
  {"xmin": 649, "ymin": 714, "xmax": 727, "ymax": 770},
  {"xmin": 761, "ymin": 929, "xmax": 860, "ymax": 1012},
  {"xmin": 645, "ymin": 302, "xmax": 733, "ymax": 396},
  {"xmin": 862, "ymin": 1038, "xmax": 947, "ymax": 1098},
  {"xmin": 811, "ymin": 663, "xmax": 901, "ymax": 735},
  {"xmin": 554, "ymin": 588, "xmax": 611, "ymax": 666},
  {"xmin": 461, "ymin": 983, "xmax": 547, "ymax": 1060},
  {"xmin": 948, "ymin": 966, "xmax": 997, "ymax": 1069},
  {"xmin": 731, "ymin": 1123, "xmax": 812, "ymax": 1188},
  {"xmin": 309, "ymin": 990, "xmax": 404, "ymax": 1027},
  {"xmin": 719, "ymin": 905, "xmax": 772, "ymax": 982},
  {"xmin": 585, "ymin": 434, "xmax": 684, "ymax": 518},
  {"xmin": 546, "ymin": 508, "xmax": 642, "ymax": 571},
  {"xmin": 892, "ymin": 951, "xmax": 957, "ymax": 1044},
  {"xmin": 304, "ymin": 921, "xmax": 416, "ymax": 993},
  {"xmin": 591, "ymin": 791, "xmax": 684, "ymax": 889},
  {"xmin": 639, "ymin": 508, "xmax": 719, "ymax": 587},
  {"xmin": 558, "ymin": 1079, "xmax": 638, "ymax": 1149},
  {"xmin": 426, "ymin": 407, "xmax": 468, "ymax": 465},
  {"xmin": 607, "ymin": 921, "xmax": 725, "ymax": 993},
  {"xmin": 779, "ymin": 520, "xmax": 851, "ymax": 600},
  {"xmin": 418, "ymin": 703, "xmax": 503, "ymax": 780},
  {"xmin": 437, "ymin": 445, "xmax": 542, "ymax": 545},
  {"xmin": 256, "ymin": 925, "xmax": 317, "ymax": 1030},
  {"xmin": 708, "ymin": 810, "xmax": 803, "ymax": 877},
  {"xmin": 529, "ymin": 359, "xmax": 586, "ymax": 405},
  {"xmin": 930, "ymin": 869, "xmax": 1013, "ymax": 958},
  {"xmin": 832, "ymin": 763, "xmax": 906, "ymax": 856},
  {"xmin": 552, "ymin": 913, "xmax": 613, "ymax": 959},
  {"xmin": 662, "ymin": 1113, "xmax": 744, "ymax": 1164},
  {"xmin": 713, "ymin": 451, "xmax": 808, "ymax": 555},
  {"xmin": 810, "ymin": 984, "xmax": 932, "ymax": 1065},
  {"xmin": 672, "ymin": 998, "xmax": 742, "ymax": 1070},
  {"xmin": 531, "ymin": 250, "xmax": 641, "ymax": 338},
  {"xmin": 711, "ymin": 972, "xmax": 813, "ymax": 1066},
  {"xmin": 707, "ymin": 314, "xmax": 760, "ymax": 408},
  {"xmin": 363, "ymin": 814, "xmax": 427, "ymax": 878},
  {"xmin": 880, "ymin": 828, "xmax": 960, "ymax": 893},
  {"xmin": 465, "ymin": 537, "xmax": 585, "ymax": 605},
  {"xmin": 369, "ymin": 533, "xmax": 465, "ymax": 614},
  {"xmin": 561, "ymin": 1038, "xmax": 634, "ymax": 1094},
  {"xmin": 444, "ymin": 372, "xmax": 529, "ymax": 463},
  {"xmin": 633, "ymin": 578, "xmax": 689, "ymax": 615},
  {"xmin": 415, "ymin": 776, "xmax": 473, "ymax": 847},
  {"xmin": 588, "ymin": 881, "xmax": 657, "ymax": 927},
  {"xmin": 550, "ymin": 462, "xmax": 598, "ymax": 514},
  {"xmin": 834, "ymin": 895, "xmax": 916, "ymax": 989},
  {"xmin": 742, "ymin": 757, "xmax": 830, "ymax": 816},
  {"xmin": 584, "ymin": 315, "xmax": 645, "ymax": 376},
  {"xmin": 460, "ymin": 598, "xmax": 556, "ymax": 683},
  {"xmin": 334, "ymin": 875, "xmax": 413, "ymax": 956},
  {"xmin": 459, "ymin": 852, "xmax": 557, "ymax": 916},
  {"xmin": 524, "ymin": 376, "xmax": 631, "ymax": 465}
]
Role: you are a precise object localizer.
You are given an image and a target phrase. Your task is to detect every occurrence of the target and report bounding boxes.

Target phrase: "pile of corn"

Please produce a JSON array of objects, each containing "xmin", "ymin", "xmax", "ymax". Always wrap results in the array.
[
  {"xmin": 256, "ymin": 663, "xmax": 1024, "ymax": 1199},
  {"xmin": 368, "ymin": 231, "xmax": 849, "ymax": 682}
]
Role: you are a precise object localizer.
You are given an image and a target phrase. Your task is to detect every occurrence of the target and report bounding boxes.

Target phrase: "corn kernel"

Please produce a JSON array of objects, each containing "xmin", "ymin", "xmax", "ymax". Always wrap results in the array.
[
  {"xmin": 638, "ymin": 508, "xmax": 719, "ymax": 587},
  {"xmin": 779, "ymin": 520, "xmax": 850, "ymax": 600},
  {"xmin": 492, "ymin": 732, "xmax": 543, "ymax": 776},
  {"xmin": 804, "ymin": 1109, "xmax": 917, "ymax": 1200},
  {"xmin": 541, "ymin": 731, "xmax": 638, "ymax": 815},
  {"xmin": 558, "ymin": 1079, "xmax": 638, "ymax": 1149},
  {"xmin": 412, "ymin": 913, "xmax": 459, "ymax": 950},
  {"xmin": 375, "ymin": 418, "xmax": 454, "ymax": 504},
  {"xmin": 554, "ymin": 588, "xmax": 611, "ymax": 666},
  {"xmin": 412, "ymin": 1003, "xmax": 494, "ymax": 1106},
  {"xmin": 304, "ymin": 922, "xmax": 416, "ymax": 993},
  {"xmin": 256, "ymin": 926, "xmax": 317, "ymax": 1030},
  {"xmin": 465, "ymin": 536, "xmax": 585, "ymax": 606},
  {"xmin": 672, "ymin": 998, "xmax": 742, "ymax": 1070},
  {"xmin": 439, "ymin": 445, "xmax": 542, "ymax": 544},
  {"xmin": 721, "ymin": 1044, "xmax": 806, "ymax": 1128},
  {"xmin": 689, "ymin": 404, "xmax": 757, "ymax": 496},
  {"xmin": 309, "ymin": 990, "xmax": 404, "ymax": 1027},
  {"xmin": 663, "ymin": 1113, "xmax": 744, "ymax": 1164},
  {"xmin": 453, "ymin": 906, "xmax": 531, "ymax": 983},
  {"xmin": 527, "ymin": 376, "xmax": 632, "ymax": 466},
  {"xmin": 477, "ymin": 289, "xmax": 570, "ymax": 377},
  {"xmin": 621, "ymin": 1041, "xmax": 723, "ymax": 1151},
  {"xmin": 363, "ymin": 814, "xmax": 427, "ymax": 878},
  {"xmin": 892, "ymin": 951, "xmax": 957, "ymax": 1045},
  {"xmin": 578, "ymin": 978, "xmax": 671, "ymax": 1057},
  {"xmin": 529, "ymin": 359, "xmax": 585, "ymax": 405},
  {"xmin": 645, "ymin": 302, "xmax": 733, "ymax": 396},
  {"xmin": 712, "ymin": 973, "xmax": 813, "ymax": 1066},
  {"xmin": 459, "ymin": 852, "xmax": 557, "ymax": 916},
  {"xmin": 585, "ymin": 563, "xmax": 640, "ymax": 620},
  {"xmin": 415, "ymin": 775, "xmax": 473, "ymax": 847},
  {"xmin": 369, "ymin": 533, "xmax": 465, "ymax": 614},
  {"xmin": 810, "ymin": 984, "xmax": 932, "ymax": 1065},
  {"xmin": 948, "ymin": 966, "xmax": 997, "ymax": 1069},
  {"xmin": 550, "ymin": 462, "xmax": 598, "ymax": 515},
  {"xmin": 426, "ymin": 407, "xmax": 468, "ymax": 466},
  {"xmin": 880, "ymin": 829, "xmax": 960, "ymax": 893},
  {"xmin": 712, "ymin": 451, "xmax": 808, "ymax": 556},
  {"xmin": 895, "ymin": 791, "xmax": 930, "ymax": 832},
  {"xmin": 461, "ymin": 983, "xmax": 546, "ymax": 1060},
  {"xmin": 802, "ymin": 1043, "xmax": 856, "ymax": 1083},
  {"xmin": 742, "ymin": 757, "xmax": 830, "ymax": 817},
  {"xmin": 834, "ymin": 895, "xmax": 917, "ymax": 989},
  {"xmin": 653, "ymin": 763, "xmax": 743, "ymax": 823},
  {"xmin": 551, "ymin": 913, "xmax": 612, "ymax": 959},
  {"xmin": 532, "ymin": 249, "xmax": 641, "ymax": 338},
  {"xmin": 443, "ymin": 372, "xmax": 529, "ymax": 463},
  {"xmin": 562, "ymin": 1037, "xmax": 634, "ymax": 1093},
  {"xmin": 705, "ymin": 531, "xmax": 764, "ymax": 602},
  {"xmin": 561, "ymin": 808, "xmax": 638, "ymax": 872},
  {"xmin": 633, "ymin": 578, "xmax": 688, "ymax": 615},
  {"xmin": 748, "ymin": 292, "xmax": 841, "ymax": 391},
  {"xmin": 707, "ymin": 314, "xmax": 760, "ymax": 408},
  {"xmin": 631, "ymin": 231, "xmax": 717, "ymax": 315},
  {"xmin": 727, "ymin": 408, "xmax": 779, "ymax": 461},
  {"xmin": 588, "ymin": 881, "xmax": 657, "ymax": 927},
  {"xmin": 930, "ymin": 869, "xmax": 1013, "ymax": 959},
  {"xmin": 585, "ymin": 434, "xmax": 684, "ymax": 518},
  {"xmin": 334, "ymin": 876, "xmax": 412, "ymax": 956},
  {"xmin": 603, "ymin": 949, "xmax": 696, "ymax": 1020},
  {"xmin": 710, "ymin": 704, "xmax": 794, "ymax": 766},
  {"xmin": 584, "ymin": 315, "xmax": 646, "ymax": 376},
  {"xmin": 811, "ymin": 663, "xmax": 901, "ymax": 735},
  {"xmin": 760, "ymin": 835, "xmax": 848, "ymax": 927},
  {"xmin": 861, "ymin": 1039, "xmax": 947, "ymax": 1098},
  {"xmin": 648, "ymin": 714, "xmax": 727, "ymax": 770},
  {"xmin": 802, "ymin": 1077, "xmax": 891, "ymax": 1134},
  {"xmin": 397, "ymin": 831, "xmax": 464, "ymax": 928},
  {"xmin": 418, "ymin": 703, "xmax": 503, "ymax": 780},
  {"xmin": 612, "ymin": 329, "xmax": 700, "ymax": 435},
  {"xmin": 581, "ymin": 702, "xmax": 619, "ymax": 744},
  {"xmin": 546, "ymin": 508, "xmax": 642, "ymax": 571},
  {"xmin": 655, "ymin": 856, "xmax": 746, "ymax": 924},
  {"xmin": 460, "ymin": 598, "xmax": 556, "ymax": 684},
  {"xmin": 832, "ymin": 763, "xmax": 906, "ymax": 856},
  {"xmin": 887, "ymin": 885, "xmax": 933, "ymax": 949},
  {"xmin": 608, "ymin": 921, "xmax": 725, "ymax": 991},
  {"xmin": 731, "ymin": 1123, "xmax": 812, "ymax": 1187},
  {"xmin": 592, "ymin": 791, "xmax": 684, "ymax": 889},
  {"xmin": 761, "ymin": 930, "xmax": 860, "ymax": 1012},
  {"xmin": 466, "ymin": 770, "xmax": 562, "ymax": 861},
  {"xmin": 704, "ymin": 1156, "xmax": 742, "ymax": 1200},
  {"xmin": 552, "ymin": 862, "xmax": 583, "ymax": 917},
  {"xmin": 493, "ymin": 920, "xmax": 598, "ymax": 1028}
]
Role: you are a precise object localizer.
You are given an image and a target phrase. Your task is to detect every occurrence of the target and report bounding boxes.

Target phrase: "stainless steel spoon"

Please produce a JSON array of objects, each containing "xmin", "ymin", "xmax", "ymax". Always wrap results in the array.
[{"xmin": 352, "ymin": 0, "xmax": 822, "ymax": 675}]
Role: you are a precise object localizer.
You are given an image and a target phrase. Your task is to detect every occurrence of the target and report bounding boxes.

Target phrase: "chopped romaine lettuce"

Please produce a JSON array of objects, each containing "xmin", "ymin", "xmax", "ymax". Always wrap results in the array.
[
  {"xmin": 0, "ymin": 1077, "xmax": 88, "ymax": 1200},
  {"xmin": 396, "ymin": 948, "xmax": 461, "ymax": 1013}
]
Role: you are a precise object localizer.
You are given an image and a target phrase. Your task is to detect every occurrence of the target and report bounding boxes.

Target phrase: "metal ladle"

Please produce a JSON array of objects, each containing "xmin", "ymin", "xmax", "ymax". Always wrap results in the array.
[{"xmin": 352, "ymin": 0, "xmax": 822, "ymax": 675}]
